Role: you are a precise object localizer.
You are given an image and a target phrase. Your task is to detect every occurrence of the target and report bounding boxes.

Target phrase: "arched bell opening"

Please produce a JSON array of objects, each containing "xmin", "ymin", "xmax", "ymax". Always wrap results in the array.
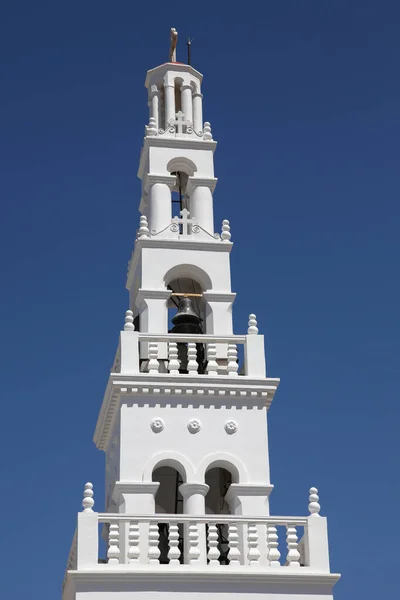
[
  {"xmin": 152, "ymin": 465, "xmax": 185, "ymax": 564},
  {"xmin": 205, "ymin": 466, "xmax": 235, "ymax": 565},
  {"xmin": 174, "ymin": 78, "xmax": 183, "ymax": 114},
  {"xmin": 167, "ymin": 157, "xmax": 197, "ymax": 222},
  {"xmin": 167, "ymin": 276, "xmax": 207, "ymax": 374}
]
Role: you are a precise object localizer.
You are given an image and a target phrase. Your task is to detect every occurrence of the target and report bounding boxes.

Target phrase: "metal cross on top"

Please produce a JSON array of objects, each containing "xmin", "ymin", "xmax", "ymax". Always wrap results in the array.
[
  {"xmin": 169, "ymin": 111, "xmax": 192, "ymax": 134},
  {"xmin": 172, "ymin": 208, "xmax": 198, "ymax": 236}
]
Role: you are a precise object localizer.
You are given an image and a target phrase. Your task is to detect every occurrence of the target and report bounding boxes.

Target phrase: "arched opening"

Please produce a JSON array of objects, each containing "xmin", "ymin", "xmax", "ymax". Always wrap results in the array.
[
  {"xmin": 167, "ymin": 157, "xmax": 197, "ymax": 221},
  {"xmin": 152, "ymin": 465, "xmax": 184, "ymax": 563},
  {"xmin": 167, "ymin": 275, "xmax": 207, "ymax": 373},
  {"xmin": 205, "ymin": 466, "xmax": 235, "ymax": 565},
  {"xmin": 159, "ymin": 84, "xmax": 165, "ymax": 130},
  {"xmin": 174, "ymin": 78, "xmax": 182, "ymax": 114}
]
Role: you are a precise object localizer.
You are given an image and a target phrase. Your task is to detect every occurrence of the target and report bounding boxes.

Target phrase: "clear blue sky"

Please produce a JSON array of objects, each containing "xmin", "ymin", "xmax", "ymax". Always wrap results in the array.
[{"xmin": 0, "ymin": 1, "xmax": 398, "ymax": 598}]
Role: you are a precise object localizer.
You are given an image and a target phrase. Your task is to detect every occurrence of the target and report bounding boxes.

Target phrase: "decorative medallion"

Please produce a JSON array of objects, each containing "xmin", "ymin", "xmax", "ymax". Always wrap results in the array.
[
  {"xmin": 187, "ymin": 419, "xmax": 201, "ymax": 434},
  {"xmin": 150, "ymin": 418, "xmax": 165, "ymax": 433},
  {"xmin": 224, "ymin": 420, "xmax": 238, "ymax": 435}
]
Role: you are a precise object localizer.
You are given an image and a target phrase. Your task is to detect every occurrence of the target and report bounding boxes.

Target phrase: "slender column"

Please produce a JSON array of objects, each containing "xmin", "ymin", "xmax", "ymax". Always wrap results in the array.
[
  {"xmin": 190, "ymin": 184, "xmax": 214, "ymax": 234},
  {"xmin": 149, "ymin": 85, "xmax": 159, "ymax": 130},
  {"xmin": 193, "ymin": 92, "xmax": 203, "ymax": 132},
  {"xmin": 179, "ymin": 483, "xmax": 209, "ymax": 565},
  {"xmin": 148, "ymin": 182, "xmax": 172, "ymax": 234},
  {"xmin": 164, "ymin": 83, "xmax": 175, "ymax": 125},
  {"xmin": 181, "ymin": 84, "xmax": 193, "ymax": 124}
]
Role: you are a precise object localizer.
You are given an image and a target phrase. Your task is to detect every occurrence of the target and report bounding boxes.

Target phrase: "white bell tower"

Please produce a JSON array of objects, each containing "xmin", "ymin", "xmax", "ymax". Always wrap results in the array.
[{"xmin": 62, "ymin": 29, "xmax": 340, "ymax": 600}]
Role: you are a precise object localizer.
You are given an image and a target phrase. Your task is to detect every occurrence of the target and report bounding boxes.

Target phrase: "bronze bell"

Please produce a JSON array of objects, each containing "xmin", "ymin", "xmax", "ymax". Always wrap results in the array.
[{"xmin": 171, "ymin": 296, "xmax": 202, "ymax": 334}]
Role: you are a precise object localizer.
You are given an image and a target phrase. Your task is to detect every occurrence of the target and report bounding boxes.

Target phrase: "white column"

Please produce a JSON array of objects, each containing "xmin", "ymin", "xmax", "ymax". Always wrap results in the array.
[
  {"xmin": 149, "ymin": 85, "xmax": 159, "ymax": 130},
  {"xmin": 179, "ymin": 483, "xmax": 209, "ymax": 565},
  {"xmin": 164, "ymin": 83, "xmax": 175, "ymax": 125},
  {"xmin": 148, "ymin": 182, "xmax": 172, "ymax": 234},
  {"xmin": 190, "ymin": 184, "xmax": 214, "ymax": 234},
  {"xmin": 181, "ymin": 84, "xmax": 193, "ymax": 124},
  {"xmin": 193, "ymin": 92, "xmax": 203, "ymax": 132}
]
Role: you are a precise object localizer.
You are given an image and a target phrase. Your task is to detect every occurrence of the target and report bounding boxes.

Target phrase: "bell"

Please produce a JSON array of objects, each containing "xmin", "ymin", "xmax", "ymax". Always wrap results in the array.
[{"xmin": 171, "ymin": 296, "xmax": 202, "ymax": 334}]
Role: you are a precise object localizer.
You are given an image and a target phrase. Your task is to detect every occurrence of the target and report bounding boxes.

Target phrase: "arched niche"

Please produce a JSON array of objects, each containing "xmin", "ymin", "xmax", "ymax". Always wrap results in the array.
[{"xmin": 167, "ymin": 157, "xmax": 197, "ymax": 177}]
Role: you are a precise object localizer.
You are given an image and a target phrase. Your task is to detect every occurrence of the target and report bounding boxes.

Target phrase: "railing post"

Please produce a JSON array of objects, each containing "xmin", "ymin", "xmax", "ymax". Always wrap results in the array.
[
  {"xmin": 303, "ymin": 516, "xmax": 331, "ymax": 571},
  {"xmin": 76, "ymin": 512, "xmax": 99, "ymax": 568},
  {"xmin": 120, "ymin": 330, "xmax": 140, "ymax": 375},
  {"xmin": 244, "ymin": 335, "xmax": 266, "ymax": 378}
]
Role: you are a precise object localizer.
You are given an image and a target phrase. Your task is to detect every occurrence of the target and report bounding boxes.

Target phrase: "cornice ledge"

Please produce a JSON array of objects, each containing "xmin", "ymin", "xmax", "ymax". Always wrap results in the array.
[
  {"xmin": 93, "ymin": 378, "xmax": 114, "ymax": 450},
  {"xmin": 134, "ymin": 238, "xmax": 232, "ymax": 252},
  {"xmin": 67, "ymin": 569, "xmax": 341, "ymax": 587},
  {"xmin": 143, "ymin": 136, "xmax": 217, "ymax": 152}
]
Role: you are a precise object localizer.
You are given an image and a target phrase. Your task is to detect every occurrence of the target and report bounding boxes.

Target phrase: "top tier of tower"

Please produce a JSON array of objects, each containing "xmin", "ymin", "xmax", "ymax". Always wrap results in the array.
[{"xmin": 145, "ymin": 62, "xmax": 205, "ymax": 136}]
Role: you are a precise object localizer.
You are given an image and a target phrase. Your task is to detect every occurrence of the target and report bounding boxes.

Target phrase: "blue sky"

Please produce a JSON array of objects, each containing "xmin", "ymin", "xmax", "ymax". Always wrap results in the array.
[{"xmin": 0, "ymin": 1, "xmax": 399, "ymax": 598}]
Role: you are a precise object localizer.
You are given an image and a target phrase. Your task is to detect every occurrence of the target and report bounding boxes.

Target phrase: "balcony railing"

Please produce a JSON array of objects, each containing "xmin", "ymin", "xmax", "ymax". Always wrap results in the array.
[
  {"xmin": 69, "ymin": 508, "xmax": 330, "ymax": 573},
  {"xmin": 111, "ymin": 318, "xmax": 268, "ymax": 380}
]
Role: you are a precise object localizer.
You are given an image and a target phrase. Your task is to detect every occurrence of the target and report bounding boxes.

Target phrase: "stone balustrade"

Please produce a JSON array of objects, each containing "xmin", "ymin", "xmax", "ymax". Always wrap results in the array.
[
  {"xmin": 68, "ymin": 511, "xmax": 330, "ymax": 572},
  {"xmin": 112, "ymin": 315, "xmax": 267, "ymax": 379}
]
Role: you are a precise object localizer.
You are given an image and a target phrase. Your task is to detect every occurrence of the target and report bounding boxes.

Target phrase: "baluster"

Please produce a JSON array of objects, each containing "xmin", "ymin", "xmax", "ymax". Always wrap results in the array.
[
  {"xmin": 267, "ymin": 525, "xmax": 281, "ymax": 567},
  {"xmin": 227, "ymin": 344, "xmax": 238, "ymax": 376},
  {"xmin": 148, "ymin": 522, "xmax": 160, "ymax": 564},
  {"xmin": 247, "ymin": 523, "xmax": 260, "ymax": 566},
  {"xmin": 228, "ymin": 522, "xmax": 241, "ymax": 566},
  {"xmin": 168, "ymin": 342, "xmax": 180, "ymax": 375},
  {"xmin": 187, "ymin": 343, "xmax": 198, "ymax": 375},
  {"xmin": 188, "ymin": 522, "xmax": 200, "ymax": 564},
  {"xmin": 207, "ymin": 523, "xmax": 220, "ymax": 566},
  {"xmin": 107, "ymin": 523, "xmax": 120, "ymax": 564},
  {"xmin": 127, "ymin": 521, "xmax": 140, "ymax": 564},
  {"xmin": 206, "ymin": 343, "xmax": 218, "ymax": 375},
  {"xmin": 167, "ymin": 523, "xmax": 181, "ymax": 565},
  {"xmin": 286, "ymin": 525, "xmax": 300, "ymax": 568},
  {"xmin": 148, "ymin": 342, "xmax": 159, "ymax": 374}
]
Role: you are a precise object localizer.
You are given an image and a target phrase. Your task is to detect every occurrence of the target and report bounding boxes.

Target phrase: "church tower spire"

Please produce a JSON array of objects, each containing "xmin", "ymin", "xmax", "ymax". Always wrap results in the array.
[{"xmin": 62, "ymin": 30, "xmax": 340, "ymax": 600}]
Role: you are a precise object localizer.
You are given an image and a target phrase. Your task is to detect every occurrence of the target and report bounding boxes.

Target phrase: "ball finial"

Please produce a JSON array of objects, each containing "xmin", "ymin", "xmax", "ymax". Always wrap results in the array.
[
  {"xmin": 82, "ymin": 482, "xmax": 94, "ymax": 512},
  {"xmin": 247, "ymin": 314, "xmax": 259, "ymax": 335},
  {"xmin": 124, "ymin": 310, "xmax": 135, "ymax": 331},
  {"xmin": 221, "ymin": 219, "xmax": 231, "ymax": 242},
  {"xmin": 138, "ymin": 215, "xmax": 150, "ymax": 239},
  {"xmin": 308, "ymin": 487, "xmax": 321, "ymax": 517},
  {"xmin": 203, "ymin": 122, "xmax": 213, "ymax": 140},
  {"xmin": 145, "ymin": 117, "xmax": 158, "ymax": 137}
]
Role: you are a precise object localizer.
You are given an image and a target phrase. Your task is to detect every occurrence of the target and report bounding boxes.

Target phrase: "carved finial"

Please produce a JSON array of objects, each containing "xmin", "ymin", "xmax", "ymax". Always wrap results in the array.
[
  {"xmin": 138, "ymin": 215, "xmax": 150, "ymax": 239},
  {"xmin": 308, "ymin": 487, "xmax": 321, "ymax": 517},
  {"xmin": 221, "ymin": 219, "xmax": 231, "ymax": 242},
  {"xmin": 145, "ymin": 117, "xmax": 158, "ymax": 137},
  {"xmin": 247, "ymin": 314, "xmax": 259, "ymax": 335},
  {"xmin": 203, "ymin": 122, "xmax": 213, "ymax": 140},
  {"xmin": 124, "ymin": 310, "xmax": 135, "ymax": 331},
  {"xmin": 82, "ymin": 482, "xmax": 94, "ymax": 512}
]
